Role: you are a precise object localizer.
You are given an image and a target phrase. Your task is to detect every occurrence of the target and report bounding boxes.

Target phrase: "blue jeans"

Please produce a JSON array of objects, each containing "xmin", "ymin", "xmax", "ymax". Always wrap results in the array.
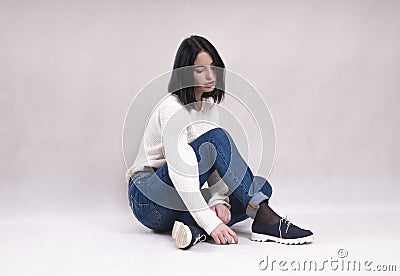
[{"xmin": 128, "ymin": 127, "xmax": 273, "ymax": 233}]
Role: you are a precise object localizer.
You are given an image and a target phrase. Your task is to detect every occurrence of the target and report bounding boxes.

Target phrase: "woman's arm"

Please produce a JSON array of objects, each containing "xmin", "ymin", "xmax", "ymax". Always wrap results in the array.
[
  {"xmin": 159, "ymin": 102, "xmax": 222, "ymax": 235},
  {"xmin": 207, "ymin": 169, "xmax": 231, "ymax": 209}
]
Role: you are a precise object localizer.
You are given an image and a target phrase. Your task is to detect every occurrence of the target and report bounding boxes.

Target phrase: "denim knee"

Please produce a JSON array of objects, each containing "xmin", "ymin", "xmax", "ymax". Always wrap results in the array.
[{"xmin": 200, "ymin": 127, "xmax": 231, "ymax": 143}]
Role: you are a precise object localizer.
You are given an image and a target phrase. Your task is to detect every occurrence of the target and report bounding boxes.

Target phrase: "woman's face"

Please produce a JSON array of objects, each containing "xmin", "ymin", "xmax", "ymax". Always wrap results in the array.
[{"xmin": 193, "ymin": 51, "xmax": 217, "ymax": 94}]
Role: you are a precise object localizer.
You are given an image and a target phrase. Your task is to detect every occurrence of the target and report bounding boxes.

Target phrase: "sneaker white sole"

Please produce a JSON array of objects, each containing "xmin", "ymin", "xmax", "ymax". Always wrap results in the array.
[
  {"xmin": 250, "ymin": 232, "xmax": 314, "ymax": 245},
  {"xmin": 172, "ymin": 221, "xmax": 192, "ymax": 249}
]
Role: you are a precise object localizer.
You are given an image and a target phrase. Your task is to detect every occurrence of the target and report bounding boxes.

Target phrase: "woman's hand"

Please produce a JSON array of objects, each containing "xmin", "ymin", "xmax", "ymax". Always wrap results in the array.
[
  {"xmin": 211, "ymin": 203, "xmax": 231, "ymax": 224},
  {"xmin": 210, "ymin": 223, "xmax": 238, "ymax": 245}
]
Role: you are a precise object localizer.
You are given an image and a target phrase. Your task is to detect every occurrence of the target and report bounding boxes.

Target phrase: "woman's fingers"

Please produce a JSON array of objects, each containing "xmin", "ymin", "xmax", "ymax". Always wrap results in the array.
[
  {"xmin": 211, "ymin": 232, "xmax": 227, "ymax": 244},
  {"xmin": 228, "ymin": 228, "xmax": 238, "ymax": 244},
  {"xmin": 211, "ymin": 235, "xmax": 219, "ymax": 244},
  {"xmin": 210, "ymin": 223, "xmax": 238, "ymax": 245},
  {"xmin": 218, "ymin": 233, "xmax": 227, "ymax": 244},
  {"xmin": 218, "ymin": 231, "xmax": 236, "ymax": 244},
  {"xmin": 223, "ymin": 211, "xmax": 231, "ymax": 224},
  {"xmin": 214, "ymin": 205, "xmax": 231, "ymax": 224}
]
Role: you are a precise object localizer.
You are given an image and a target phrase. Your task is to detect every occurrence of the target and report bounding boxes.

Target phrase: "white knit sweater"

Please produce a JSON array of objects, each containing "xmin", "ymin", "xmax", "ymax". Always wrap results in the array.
[{"xmin": 126, "ymin": 92, "xmax": 230, "ymax": 235}]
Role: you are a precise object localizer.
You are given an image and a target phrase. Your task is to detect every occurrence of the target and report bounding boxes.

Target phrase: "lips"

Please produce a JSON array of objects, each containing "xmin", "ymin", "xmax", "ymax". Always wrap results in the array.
[{"xmin": 204, "ymin": 81, "xmax": 215, "ymax": 86}]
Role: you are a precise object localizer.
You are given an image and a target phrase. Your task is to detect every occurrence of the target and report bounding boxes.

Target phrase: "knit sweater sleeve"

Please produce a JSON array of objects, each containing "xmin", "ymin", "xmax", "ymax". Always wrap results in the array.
[
  {"xmin": 207, "ymin": 169, "xmax": 231, "ymax": 209},
  {"xmin": 158, "ymin": 101, "xmax": 222, "ymax": 235}
]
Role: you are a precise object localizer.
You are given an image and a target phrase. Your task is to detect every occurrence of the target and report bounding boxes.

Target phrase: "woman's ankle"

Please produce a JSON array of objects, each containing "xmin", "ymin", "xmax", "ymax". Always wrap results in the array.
[{"xmin": 254, "ymin": 200, "xmax": 281, "ymax": 225}]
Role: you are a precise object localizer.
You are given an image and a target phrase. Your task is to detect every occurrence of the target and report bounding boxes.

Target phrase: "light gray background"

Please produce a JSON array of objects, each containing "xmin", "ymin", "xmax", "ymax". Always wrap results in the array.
[
  {"xmin": 1, "ymin": 1, "xmax": 399, "ymax": 275},
  {"xmin": 1, "ymin": 0, "xmax": 398, "ymax": 214}
]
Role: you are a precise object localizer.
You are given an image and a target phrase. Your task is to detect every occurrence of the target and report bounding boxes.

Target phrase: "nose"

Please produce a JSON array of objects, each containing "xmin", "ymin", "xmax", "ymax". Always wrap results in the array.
[{"xmin": 206, "ymin": 66, "xmax": 215, "ymax": 80}]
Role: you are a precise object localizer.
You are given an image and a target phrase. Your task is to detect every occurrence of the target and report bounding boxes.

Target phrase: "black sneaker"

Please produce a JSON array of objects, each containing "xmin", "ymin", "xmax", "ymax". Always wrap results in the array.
[
  {"xmin": 172, "ymin": 221, "xmax": 207, "ymax": 249},
  {"xmin": 251, "ymin": 216, "xmax": 314, "ymax": 245}
]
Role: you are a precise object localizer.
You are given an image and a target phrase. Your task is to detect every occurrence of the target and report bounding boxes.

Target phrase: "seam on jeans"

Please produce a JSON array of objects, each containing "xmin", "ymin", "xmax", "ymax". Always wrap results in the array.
[
  {"xmin": 133, "ymin": 198, "xmax": 162, "ymax": 228},
  {"xmin": 192, "ymin": 129, "xmax": 249, "ymax": 202},
  {"xmin": 149, "ymin": 203, "xmax": 162, "ymax": 224},
  {"xmin": 213, "ymin": 145, "xmax": 239, "ymax": 184},
  {"xmin": 129, "ymin": 194, "xmax": 135, "ymax": 214},
  {"xmin": 137, "ymin": 171, "xmax": 156, "ymax": 187},
  {"xmin": 131, "ymin": 172, "xmax": 145, "ymax": 185},
  {"xmin": 211, "ymin": 138, "xmax": 250, "ymax": 197}
]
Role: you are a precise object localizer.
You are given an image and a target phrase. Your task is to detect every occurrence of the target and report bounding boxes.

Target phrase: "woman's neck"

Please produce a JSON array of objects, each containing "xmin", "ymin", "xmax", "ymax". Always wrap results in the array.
[
  {"xmin": 194, "ymin": 91, "xmax": 203, "ymax": 111},
  {"xmin": 194, "ymin": 90, "xmax": 203, "ymax": 102}
]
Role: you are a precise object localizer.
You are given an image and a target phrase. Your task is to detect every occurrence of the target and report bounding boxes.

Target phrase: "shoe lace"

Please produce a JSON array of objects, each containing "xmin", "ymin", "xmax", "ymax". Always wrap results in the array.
[
  {"xmin": 193, "ymin": 234, "xmax": 207, "ymax": 245},
  {"xmin": 278, "ymin": 216, "xmax": 291, "ymax": 239}
]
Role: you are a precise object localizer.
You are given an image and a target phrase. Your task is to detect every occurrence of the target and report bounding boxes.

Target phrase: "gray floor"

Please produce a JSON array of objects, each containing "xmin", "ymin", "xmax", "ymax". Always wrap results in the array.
[{"xmin": 1, "ymin": 206, "xmax": 399, "ymax": 276}]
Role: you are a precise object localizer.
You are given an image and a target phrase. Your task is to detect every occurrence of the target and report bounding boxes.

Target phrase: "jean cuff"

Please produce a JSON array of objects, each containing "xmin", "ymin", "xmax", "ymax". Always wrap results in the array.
[{"xmin": 245, "ymin": 191, "xmax": 269, "ymax": 219}]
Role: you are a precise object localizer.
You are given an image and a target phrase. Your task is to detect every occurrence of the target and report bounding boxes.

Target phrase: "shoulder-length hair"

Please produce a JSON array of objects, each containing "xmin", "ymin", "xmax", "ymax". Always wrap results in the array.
[{"xmin": 168, "ymin": 35, "xmax": 225, "ymax": 107}]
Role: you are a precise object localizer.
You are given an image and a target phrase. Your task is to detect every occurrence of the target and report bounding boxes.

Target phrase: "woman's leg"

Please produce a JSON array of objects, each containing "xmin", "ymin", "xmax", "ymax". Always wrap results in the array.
[
  {"xmin": 129, "ymin": 127, "xmax": 273, "ymax": 231},
  {"xmin": 128, "ymin": 175, "xmax": 164, "ymax": 231},
  {"xmin": 226, "ymin": 194, "xmax": 250, "ymax": 227},
  {"xmin": 189, "ymin": 128, "xmax": 313, "ymax": 244},
  {"xmin": 188, "ymin": 127, "xmax": 273, "ymax": 220},
  {"xmin": 129, "ymin": 127, "xmax": 312, "ymax": 244},
  {"xmin": 128, "ymin": 163, "xmax": 214, "ymax": 232}
]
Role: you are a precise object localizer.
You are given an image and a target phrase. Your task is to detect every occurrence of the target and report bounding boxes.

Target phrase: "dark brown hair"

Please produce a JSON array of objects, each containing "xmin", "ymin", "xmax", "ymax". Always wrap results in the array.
[{"xmin": 168, "ymin": 35, "xmax": 225, "ymax": 107}]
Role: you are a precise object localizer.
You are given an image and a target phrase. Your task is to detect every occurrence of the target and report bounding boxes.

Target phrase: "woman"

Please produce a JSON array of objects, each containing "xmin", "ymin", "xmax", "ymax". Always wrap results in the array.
[{"xmin": 127, "ymin": 35, "xmax": 313, "ymax": 249}]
